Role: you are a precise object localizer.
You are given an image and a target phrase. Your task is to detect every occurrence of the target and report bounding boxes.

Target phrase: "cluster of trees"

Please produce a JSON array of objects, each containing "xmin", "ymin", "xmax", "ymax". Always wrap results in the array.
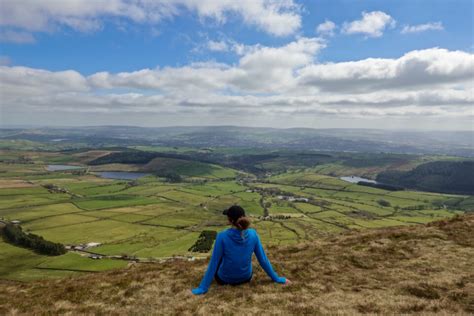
[
  {"xmin": 188, "ymin": 230, "xmax": 217, "ymax": 253},
  {"xmin": 70, "ymin": 169, "xmax": 87, "ymax": 176},
  {"xmin": 42, "ymin": 183, "xmax": 69, "ymax": 193},
  {"xmin": 154, "ymin": 171, "xmax": 182, "ymax": 183},
  {"xmin": 376, "ymin": 161, "xmax": 474, "ymax": 195},
  {"xmin": 377, "ymin": 199, "xmax": 391, "ymax": 207},
  {"xmin": 2, "ymin": 224, "xmax": 66, "ymax": 256}
]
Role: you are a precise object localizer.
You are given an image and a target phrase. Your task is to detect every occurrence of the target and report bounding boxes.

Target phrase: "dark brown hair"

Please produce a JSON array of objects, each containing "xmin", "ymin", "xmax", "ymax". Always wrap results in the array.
[
  {"xmin": 224, "ymin": 205, "xmax": 251, "ymax": 230},
  {"xmin": 234, "ymin": 216, "xmax": 251, "ymax": 230}
]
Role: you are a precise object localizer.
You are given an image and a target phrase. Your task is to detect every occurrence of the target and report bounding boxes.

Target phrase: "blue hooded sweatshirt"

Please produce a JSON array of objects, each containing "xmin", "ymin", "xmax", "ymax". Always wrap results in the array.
[{"xmin": 191, "ymin": 227, "xmax": 286, "ymax": 295}]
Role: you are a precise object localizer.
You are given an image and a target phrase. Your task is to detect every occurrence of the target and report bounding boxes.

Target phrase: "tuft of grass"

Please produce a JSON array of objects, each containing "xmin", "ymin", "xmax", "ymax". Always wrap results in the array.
[{"xmin": 402, "ymin": 283, "xmax": 441, "ymax": 300}]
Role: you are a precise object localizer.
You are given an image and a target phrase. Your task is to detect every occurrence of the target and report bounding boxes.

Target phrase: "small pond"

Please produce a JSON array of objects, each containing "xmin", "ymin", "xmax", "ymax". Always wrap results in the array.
[
  {"xmin": 47, "ymin": 165, "xmax": 84, "ymax": 171},
  {"xmin": 340, "ymin": 176, "xmax": 377, "ymax": 184}
]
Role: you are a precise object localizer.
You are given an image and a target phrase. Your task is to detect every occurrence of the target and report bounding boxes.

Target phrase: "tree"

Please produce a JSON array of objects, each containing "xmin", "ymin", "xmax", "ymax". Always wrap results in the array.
[
  {"xmin": 164, "ymin": 172, "xmax": 182, "ymax": 183},
  {"xmin": 2, "ymin": 223, "xmax": 66, "ymax": 256},
  {"xmin": 377, "ymin": 199, "xmax": 391, "ymax": 207},
  {"xmin": 188, "ymin": 231, "xmax": 217, "ymax": 252}
]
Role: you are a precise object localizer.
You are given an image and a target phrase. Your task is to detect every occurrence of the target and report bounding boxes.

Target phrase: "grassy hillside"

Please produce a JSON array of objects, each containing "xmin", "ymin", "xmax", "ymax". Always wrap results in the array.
[
  {"xmin": 142, "ymin": 157, "xmax": 238, "ymax": 179},
  {"xmin": 377, "ymin": 161, "xmax": 474, "ymax": 195},
  {"xmin": 1, "ymin": 215, "xmax": 472, "ymax": 315}
]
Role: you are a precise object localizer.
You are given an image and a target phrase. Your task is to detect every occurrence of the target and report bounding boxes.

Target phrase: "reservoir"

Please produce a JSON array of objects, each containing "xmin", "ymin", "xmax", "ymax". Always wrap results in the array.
[
  {"xmin": 340, "ymin": 176, "xmax": 377, "ymax": 184},
  {"xmin": 47, "ymin": 165, "xmax": 84, "ymax": 171},
  {"xmin": 95, "ymin": 172, "xmax": 151, "ymax": 180}
]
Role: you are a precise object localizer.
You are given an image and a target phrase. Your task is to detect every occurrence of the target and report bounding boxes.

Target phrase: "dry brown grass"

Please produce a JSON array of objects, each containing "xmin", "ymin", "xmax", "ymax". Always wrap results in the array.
[
  {"xmin": 1, "ymin": 215, "xmax": 473, "ymax": 315},
  {"xmin": 0, "ymin": 180, "xmax": 35, "ymax": 189}
]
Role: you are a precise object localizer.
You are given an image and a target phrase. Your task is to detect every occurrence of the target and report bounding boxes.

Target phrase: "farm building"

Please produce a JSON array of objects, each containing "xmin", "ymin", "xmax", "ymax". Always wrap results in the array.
[
  {"xmin": 86, "ymin": 242, "xmax": 101, "ymax": 248},
  {"xmin": 88, "ymin": 255, "xmax": 102, "ymax": 260},
  {"xmin": 277, "ymin": 195, "xmax": 309, "ymax": 202}
]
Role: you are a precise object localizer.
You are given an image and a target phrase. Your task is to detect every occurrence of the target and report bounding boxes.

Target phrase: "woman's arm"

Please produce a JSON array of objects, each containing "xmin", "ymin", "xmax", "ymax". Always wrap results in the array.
[
  {"xmin": 191, "ymin": 232, "xmax": 224, "ymax": 295},
  {"xmin": 253, "ymin": 231, "xmax": 286, "ymax": 283}
]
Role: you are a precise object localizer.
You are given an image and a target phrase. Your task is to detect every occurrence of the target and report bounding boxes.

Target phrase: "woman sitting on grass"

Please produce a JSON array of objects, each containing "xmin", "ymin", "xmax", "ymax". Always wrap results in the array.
[{"xmin": 191, "ymin": 205, "xmax": 290, "ymax": 295}]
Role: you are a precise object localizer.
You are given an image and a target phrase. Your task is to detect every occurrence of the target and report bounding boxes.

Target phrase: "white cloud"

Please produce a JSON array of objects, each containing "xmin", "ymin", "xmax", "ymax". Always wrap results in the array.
[
  {"xmin": 203, "ymin": 38, "xmax": 261, "ymax": 56},
  {"xmin": 342, "ymin": 11, "xmax": 395, "ymax": 38},
  {"xmin": 88, "ymin": 37, "xmax": 325, "ymax": 94},
  {"xmin": 232, "ymin": 37, "xmax": 325, "ymax": 91},
  {"xmin": 207, "ymin": 40, "xmax": 229, "ymax": 52},
  {"xmin": 88, "ymin": 62, "xmax": 233, "ymax": 94},
  {"xmin": 401, "ymin": 22, "xmax": 444, "ymax": 34},
  {"xmin": 298, "ymin": 48, "xmax": 474, "ymax": 92},
  {"xmin": 0, "ymin": 66, "xmax": 89, "ymax": 102},
  {"xmin": 0, "ymin": 0, "xmax": 301, "ymax": 37},
  {"xmin": 0, "ymin": 30, "xmax": 35, "ymax": 44},
  {"xmin": 316, "ymin": 20, "xmax": 336, "ymax": 37},
  {"xmin": 1, "ymin": 44, "xmax": 473, "ymax": 128}
]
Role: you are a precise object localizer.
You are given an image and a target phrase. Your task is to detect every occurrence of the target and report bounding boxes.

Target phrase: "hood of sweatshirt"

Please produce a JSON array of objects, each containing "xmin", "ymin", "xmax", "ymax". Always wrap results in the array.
[{"xmin": 226, "ymin": 227, "xmax": 249, "ymax": 244}]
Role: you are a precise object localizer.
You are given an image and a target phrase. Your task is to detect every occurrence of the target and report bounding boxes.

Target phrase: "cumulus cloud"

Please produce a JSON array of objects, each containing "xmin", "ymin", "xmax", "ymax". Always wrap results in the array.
[
  {"xmin": 298, "ymin": 48, "xmax": 474, "ymax": 92},
  {"xmin": 88, "ymin": 37, "xmax": 325, "ymax": 94},
  {"xmin": 0, "ymin": 0, "xmax": 301, "ymax": 37},
  {"xmin": 88, "ymin": 62, "xmax": 233, "ymax": 94},
  {"xmin": 188, "ymin": 0, "xmax": 302, "ymax": 36},
  {"xmin": 401, "ymin": 22, "xmax": 444, "ymax": 34},
  {"xmin": 0, "ymin": 66, "xmax": 88, "ymax": 97},
  {"xmin": 316, "ymin": 20, "xmax": 336, "ymax": 37},
  {"xmin": 1, "ymin": 43, "xmax": 473, "ymax": 127},
  {"xmin": 342, "ymin": 11, "xmax": 395, "ymax": 38},
  {"xmin": 232, "ymin": 37, "xmax": 325, "ymax": 92}
]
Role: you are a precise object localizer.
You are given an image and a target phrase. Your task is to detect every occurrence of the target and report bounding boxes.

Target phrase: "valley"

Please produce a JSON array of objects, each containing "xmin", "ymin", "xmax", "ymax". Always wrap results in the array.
[{"xmin": 0, "ymin": 137, "xmax": 471, "ymax": 281}]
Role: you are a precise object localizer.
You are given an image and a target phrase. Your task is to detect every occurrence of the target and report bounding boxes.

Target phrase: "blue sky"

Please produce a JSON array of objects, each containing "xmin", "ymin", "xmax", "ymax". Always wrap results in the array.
[{"xmin": 0, "ymin": 0, "xmax": 473, "ymax": 129}]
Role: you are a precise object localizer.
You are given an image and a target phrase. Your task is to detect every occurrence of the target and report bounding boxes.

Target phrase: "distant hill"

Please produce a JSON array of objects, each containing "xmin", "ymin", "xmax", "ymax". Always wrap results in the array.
[
  {"xmin": 1, "ymin": 126, "xmax": 473, "ymax": 157},
  {"xmin": 88, "ymin": 150, "xmax": 237, "ymax": 179},
  {"xmin": 1, "ymin": 215, "xmax": 472, "ymax": 315},
  {"xmin": 377, "ymin": 161, "xmax": 474, "ymax": 195}
]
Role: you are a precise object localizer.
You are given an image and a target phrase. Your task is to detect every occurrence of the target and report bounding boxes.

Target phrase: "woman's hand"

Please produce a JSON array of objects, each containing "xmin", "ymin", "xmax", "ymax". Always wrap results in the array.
[{"xmin": 282, "ymin": 279, "xmax": 291, "ymax": 286}]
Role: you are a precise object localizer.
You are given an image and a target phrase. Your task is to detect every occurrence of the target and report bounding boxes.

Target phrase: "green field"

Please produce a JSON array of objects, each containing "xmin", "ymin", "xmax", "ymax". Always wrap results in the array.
[{"xmin": 0, "ymin": 148, "xmax": 470, "ymax": 281}]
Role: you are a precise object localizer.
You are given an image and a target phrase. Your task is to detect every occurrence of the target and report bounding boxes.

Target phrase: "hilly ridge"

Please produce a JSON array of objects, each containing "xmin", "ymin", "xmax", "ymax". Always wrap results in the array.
[
  {"xmin": 2, "ymin": 126, "xmax": 472, "ymax": 157},
  {"xmin": 377, "ymin": 160, "xmax": 474, "ymax": 195},
  {"xmin": 1, "ymin": 215, "xmax": 472, "ymax": 315}
]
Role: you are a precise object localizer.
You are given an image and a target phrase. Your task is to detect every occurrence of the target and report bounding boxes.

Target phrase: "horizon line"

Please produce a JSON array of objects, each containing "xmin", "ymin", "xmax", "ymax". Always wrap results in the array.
[{"xmin": 0, "ymin": 124, "xmax": 473, "ymax": 133}]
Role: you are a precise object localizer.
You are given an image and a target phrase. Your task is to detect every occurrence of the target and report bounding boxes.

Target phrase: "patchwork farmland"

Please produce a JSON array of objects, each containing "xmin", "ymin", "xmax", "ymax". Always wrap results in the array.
[{"xmin": 0, "ymin": 147, "xmax": 470, "ymax": 281}]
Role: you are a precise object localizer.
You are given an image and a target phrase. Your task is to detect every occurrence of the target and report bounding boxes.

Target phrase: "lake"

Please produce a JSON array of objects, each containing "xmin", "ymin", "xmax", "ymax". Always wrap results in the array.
[
  {"xmin": 95, "ymin": 172, "xmax": 151, "ymax": 180},
  {"xmin": 340, "ymin": 176, "xmax": 377, "ymax": 184},
  {"xmin": 47, "ymin": 165, "xmax": 84, "ymax": 171}
]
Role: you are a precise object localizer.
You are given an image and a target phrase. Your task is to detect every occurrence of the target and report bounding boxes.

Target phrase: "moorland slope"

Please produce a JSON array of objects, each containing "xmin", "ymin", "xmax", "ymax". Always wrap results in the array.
[{"xmin": 1, "ymin": 215, "xmax": 473, "ymax": 315}]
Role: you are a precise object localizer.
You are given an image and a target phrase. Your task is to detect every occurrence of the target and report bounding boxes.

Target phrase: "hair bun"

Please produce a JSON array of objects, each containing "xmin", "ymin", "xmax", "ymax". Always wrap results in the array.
[{"xmin": 236, "ymin": 217, "xmax": 251, "ymax": 230}]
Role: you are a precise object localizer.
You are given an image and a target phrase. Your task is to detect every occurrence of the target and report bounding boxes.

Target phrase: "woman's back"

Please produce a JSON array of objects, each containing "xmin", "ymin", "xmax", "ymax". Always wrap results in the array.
[
  {"xmin": 217, "ymin": 228, "xmax": 256, "ymax": 282},
  {"xmin": 192, "ymin": 227, "xmax": 286, "ymax": 294}
]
